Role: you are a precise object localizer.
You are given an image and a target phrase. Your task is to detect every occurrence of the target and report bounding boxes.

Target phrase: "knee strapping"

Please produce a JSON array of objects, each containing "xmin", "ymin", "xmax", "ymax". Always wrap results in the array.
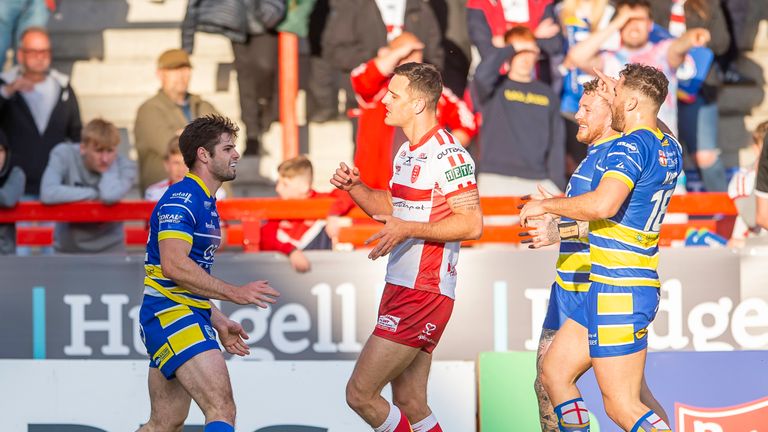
[{"xmin": 554, "ymin": 398, "xmax": 590, "ymax": 431}]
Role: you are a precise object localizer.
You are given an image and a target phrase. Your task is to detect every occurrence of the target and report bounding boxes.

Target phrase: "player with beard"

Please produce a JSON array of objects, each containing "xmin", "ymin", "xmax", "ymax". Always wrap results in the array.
[
  {"xmin": 520, "ymin": 64, "xmax": 682, "ymax": 432},
  {"xmin": 137, "ymin": 115, "xmax": 280, "ymax": 432},
  {"xmin": 522, "ymin": 78, "xmax": 668, "ymax": 431}
]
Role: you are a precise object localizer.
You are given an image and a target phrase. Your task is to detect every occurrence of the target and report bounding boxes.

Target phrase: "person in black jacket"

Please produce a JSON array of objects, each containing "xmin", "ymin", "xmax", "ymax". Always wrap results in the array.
[
  {"xmin": 182, "ymin": 0, "xmax": 286, "ymax": 156},
  {"xmin": 321, "ymin": 0, "xmax": 444, "ymax": 75},
  {"xmin": 0, "ymin": 26, "xmax": 81, "ymax": 197}
]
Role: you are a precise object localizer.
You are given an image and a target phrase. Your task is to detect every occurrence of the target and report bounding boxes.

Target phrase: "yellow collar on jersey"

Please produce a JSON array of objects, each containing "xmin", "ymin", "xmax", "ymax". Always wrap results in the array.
[
  {"xmin": 625, "ymin": 126, "xmax": 664, "ymax": 139},
  {"xmin": 185, "ymin": 173, "xmax": 212, "ymax": 198},
  {"xmin": 592, "ymin": 133, "xmax": 623, "ymax": 147}
]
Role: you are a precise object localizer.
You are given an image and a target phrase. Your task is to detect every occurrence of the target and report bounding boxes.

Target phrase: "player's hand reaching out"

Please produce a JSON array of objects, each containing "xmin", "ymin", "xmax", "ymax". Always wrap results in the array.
[
  {"xmin": 365, "ymin": 214, "xmax": 410, "ymax": 260},
  {"xmin": 519, "ymin": 199, "xmax": 548, "ymax": 227},
  {"xmin": 230, "ymin": 280, "xmax": 279, "ymax": 308},
  {"xmin": 519, "ymin": 212, "xmax": 560, "ymax": 248},
  {"xmin": 215, "ymin": 318, "xmax": 251, "ymax": 357},
  {"xmin": 330, "ymin": 162, "xmax": 361, "ymax": 192}
]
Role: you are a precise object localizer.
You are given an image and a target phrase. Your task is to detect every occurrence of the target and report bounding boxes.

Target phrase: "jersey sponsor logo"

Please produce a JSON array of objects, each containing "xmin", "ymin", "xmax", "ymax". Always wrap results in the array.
[
  {"xmin": 376, "ymin": 314, "xmax": 401, "ymax": 332},
  {"xmin": 617, "ymin": 141, "xmax": 639, "ymax": 153},
  {"xmin": 399, "ymin": 150, "xmax": 407, "ymax": 159},
  {"xmin": 417, "ymin": 152, "xmax": 428, "ymax": 161},
  {"xmin": 635, "ymin": 327, "xmax": 648, "ymax": 340},
  {"xmin": 211, "ymin": 211, "xmax": 218, "ymax": 217},
  {"xmin": 445, "ymin": 163, "xmax": 474, "ymax": 182},
  {"xmin": 158, "ymin": 213, "xmax": 184, "ymax": 225},
  {"xmin": 447, "ymin": 262, "xmax": 458, "ymax": 277},
  {"xmin": 423, "ymin": 322, "xmax": 437, "ymax": 336},
  {"xmin": 203, "ymin": 244, "xmax": 219, "ymax": 261},
  {"xmin": 393, "ymin": 200, "xmax": 427, "ymax": 211},
  {"xmin": 411, "ymin": 165, "xmax": 421, "ymax": 183},
  {"xmin": 662, "ymin": 171, "xmax": 678, "ymax": 185},
  {"xmin": 170, "ymin": 192, "xmax": 193, "ymax": 203},
  {"xmin": 404, "ymin": 156, "xmax": 413, "ymax": 166},
  {"xmin": 436, "ymin": 146, "xmax": 464, "ymax": 159},
  {"xmin": 658, "ymin": 150, "xmax": 668, "ymax": 167},
  {"xmin": 661, "ymin": 138, "xmax": 669, "ymax": 147},
  {"xmin": 205, "ymin": 222, "xmax": 216, "ymax": 230},
  {"xmin": 395, "ymin": 165, "xmax": 402, "ymax": 174},
  {"xmin": 204, "ymin": 201, "xmax": 212, "ymax": 210}
]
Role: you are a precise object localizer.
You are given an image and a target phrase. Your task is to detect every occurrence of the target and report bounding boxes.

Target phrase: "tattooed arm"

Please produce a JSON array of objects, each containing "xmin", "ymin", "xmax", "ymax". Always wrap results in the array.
[{"xmin": 365, "ymin": 188, "xmax": 483, "ymax": 260}]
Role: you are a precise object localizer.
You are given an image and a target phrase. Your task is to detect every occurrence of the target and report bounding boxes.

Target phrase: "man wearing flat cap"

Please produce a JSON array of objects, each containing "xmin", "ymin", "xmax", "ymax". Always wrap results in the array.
[{"xmin": 134, "ymin": 48, "xmax": 218, "ymax": 192}]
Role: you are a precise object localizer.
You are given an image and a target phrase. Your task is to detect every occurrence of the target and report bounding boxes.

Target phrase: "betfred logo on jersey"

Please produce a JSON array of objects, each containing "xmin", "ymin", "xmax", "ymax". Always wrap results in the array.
[
  {"xmin": 411, "ymin": 165, "xmax": 421, "ymax": 183},
  {"xmin": 376, "ymin": 314, "xmax": 401, "ymax": 332},
  {"xmin": 445, "ymin": 164, "xmax": 474, "ymax": 182},
  {"xmin": 676, "ymin": 396, "xmax": 768, "ymax": 431}
]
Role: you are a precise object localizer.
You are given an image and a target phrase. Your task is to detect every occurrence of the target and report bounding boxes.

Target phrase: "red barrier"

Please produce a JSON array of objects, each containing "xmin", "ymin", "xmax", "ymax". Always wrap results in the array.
[{"xmin": 0, "ymin": 193, "xmax": 738, "ymax": 250}]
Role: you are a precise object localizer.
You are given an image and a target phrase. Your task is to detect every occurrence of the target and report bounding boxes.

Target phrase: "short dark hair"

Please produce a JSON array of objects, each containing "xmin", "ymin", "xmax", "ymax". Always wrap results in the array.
[
  {"xmin": 393, "ymin": 62, "xmax": 442, "ymax": 110},
  {"xmin": 615, "ymin": 0, "xmax": 652, "ymax": 16},
  {"xmin": 619, "ymin": 63, "xmax": 669, "ymax": 107},
  {"xmin": 179, "ymin": 115, "xmax": 239, "ymax": 169},
  {"xmin": 582, "ymin": 78, "xmax": 601, "ymax": 95}
]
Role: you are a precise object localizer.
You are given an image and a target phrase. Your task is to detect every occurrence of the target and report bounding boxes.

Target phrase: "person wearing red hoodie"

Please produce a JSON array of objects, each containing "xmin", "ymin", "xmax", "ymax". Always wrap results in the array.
[
  {"xmin": 260, "ymin": 155, "xmax": 352, "ymax": 272},
  {"xmin": 350, "ymin": 32, "xmax": 478, "ymax": 190}
]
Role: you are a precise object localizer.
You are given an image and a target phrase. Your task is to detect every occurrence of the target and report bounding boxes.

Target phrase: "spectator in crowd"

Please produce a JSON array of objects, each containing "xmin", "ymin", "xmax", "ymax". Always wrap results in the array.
[
  {"xmin": 144, "ymin": 136, "xmax": 226, "ymax": 201},
  {"xmin": 556, "ymin": 0, "xmax": 617, "ymax": 172},
  {"xmin": 751, "ymin": 122, "xmax": 768, "ymax": 231},
  {"xmin": 307, "ymin": 0, "xmax": 347, "ymax": 123},
  {"xmin": 652, "ymin": 0, "xmax": 730, "ymax": 192},
  {"xmin": 566, "ymin": 0, "xmax": 711, "ymax": 136},
  {"xmin": 259, "ymin": 155, "xmax": 348, "ymax": 272},
  {"xmin": 466, "ymin": 0, "xmax": 562, "ymax": 88},
  {"xmin": 0, "ymin": 130, "xmax": 25, "ymax": 255},
  {"xmin": 182, "ymin": 0, "xmax": 285, "ymax": 156},
  {"xmin": 0, "ymin": 26, "xmax": 81, "ymax": 197},
  {"xmin": 717, "ymin": 0, "xmax": 754, "ymax": 85},
  {"xmin": 321, "ymin": 0, "xmax": 443, "ymax": 76},
  {"xmin": 0, "ymin": 0, "xmax": 49, "ymax": 61},
  {"xmin": 474, "ymin": 25, "xmax": 565, "ymax": 196},
  {"xmin": 40, "ymin": 119, "xmax": 137, "ymax": 254},
  {"xmin": 350, "ymin": 32, "xmax": 478, "ymax": 190},
  {"xmin": 134, "ymin": 49, "xmax": 217, "ymax": 193},
  {"xmin": 727, "ymin": 120, "xmax": 767, "ymax": 245}
]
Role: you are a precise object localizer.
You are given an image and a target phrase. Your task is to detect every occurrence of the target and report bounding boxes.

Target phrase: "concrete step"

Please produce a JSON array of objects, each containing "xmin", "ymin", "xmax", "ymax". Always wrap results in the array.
[
  {"xmin": 48, "ymin": 0, "xmax": 184, "ymax": 33},
  {"xmin": 51, "ymin": 28, "xmax": 234, "ymax": 63},
  {"xmin": 70, "ymin": 58, "xmax": 231, "ymax": 95}
]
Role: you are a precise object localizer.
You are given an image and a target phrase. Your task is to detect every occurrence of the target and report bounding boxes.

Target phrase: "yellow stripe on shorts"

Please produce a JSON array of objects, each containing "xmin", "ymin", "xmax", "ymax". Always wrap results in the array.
[
  {"xmin": 597, "ymin": 293, "xmax": 633, "ymax": 315},
  {"xmin": 597, "ymin": 324, "xmax": 635, "ymax": 347},
  {"xmin": 152, "ymin": 342, "xmax": 174, "ymax": 369},
  {"xmin": 168, "ymin": 324, "xmax": 206, "ymax": 355},
  {"xmin": 155, "ymin": 304, "xmax": 193, "ymax": 329}
]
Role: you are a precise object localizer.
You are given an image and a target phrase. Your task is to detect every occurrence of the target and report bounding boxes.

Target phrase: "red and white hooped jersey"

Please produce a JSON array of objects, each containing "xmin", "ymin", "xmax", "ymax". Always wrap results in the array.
[{"xmin": 386, "ymin": 126, "xmax": 477, "ymax": 299}]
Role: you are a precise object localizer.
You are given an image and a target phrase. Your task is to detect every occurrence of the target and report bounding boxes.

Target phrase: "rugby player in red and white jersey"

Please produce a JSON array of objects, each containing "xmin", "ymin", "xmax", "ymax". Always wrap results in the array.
[{"xmin": 331, "ymin": 62, "xmax": 483, "ymax": 432}]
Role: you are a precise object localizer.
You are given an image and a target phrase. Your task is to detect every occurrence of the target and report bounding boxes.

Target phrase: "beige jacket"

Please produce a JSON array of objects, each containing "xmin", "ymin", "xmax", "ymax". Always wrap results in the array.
[{"xmin": 134, "ymin": 90, "xmax": 218, "ymax": 191}]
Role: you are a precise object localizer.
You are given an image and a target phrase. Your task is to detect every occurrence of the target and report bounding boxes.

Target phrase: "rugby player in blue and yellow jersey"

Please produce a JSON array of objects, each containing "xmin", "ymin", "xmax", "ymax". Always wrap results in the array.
[
  {"xmin": 522, "ymin": 78, "xmax": 667, "ymax": 432},
  {"xmin": 521, "ymin": 64, "xmax": 681, "ymax": 432},
  {"xmin": 137, "ymin": 115, "xmax": 279, "ymax": 432}
]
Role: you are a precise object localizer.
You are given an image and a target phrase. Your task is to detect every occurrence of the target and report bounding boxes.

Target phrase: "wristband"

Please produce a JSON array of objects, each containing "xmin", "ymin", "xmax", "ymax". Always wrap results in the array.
[{"xmin": 558, "ymin": 221, "xmax": 579, "ymax": 240}]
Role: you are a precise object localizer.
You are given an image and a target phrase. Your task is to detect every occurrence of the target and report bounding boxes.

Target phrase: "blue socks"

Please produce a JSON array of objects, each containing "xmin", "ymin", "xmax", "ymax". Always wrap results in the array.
[
  {"xmin": 205, "ymin": 421, "xmax": 234, "ymax": 432},
  {"xmin": 631, "ymin": 410, "xmax": 671, "ymax": 432},
  {"xmin": 554, "ymin": 398, "xmax": 591, "ymax": 431}
]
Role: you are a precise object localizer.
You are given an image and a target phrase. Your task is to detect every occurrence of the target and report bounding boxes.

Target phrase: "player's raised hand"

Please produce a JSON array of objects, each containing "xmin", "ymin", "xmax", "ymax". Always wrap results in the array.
[
  {"xmin": 215, "ymin": 318, "xmax": 251, "ymax": 357},
  {"xmin": 593, "ymin": 68, "xmax": 618, "ymax": 105},
  {"xmin": 231, "ymin": 280, "xmax": 280, "ymax": 308},
  {"xmin": 519, "ymin": 212, "xmax": 560, "ymax": 248},
  {"xmin": 330, "ymin": 162, "xmax": 361, "ymax": 191},
  {"xmin": 534, "ymin": 17, "xmax": 560, "ymax": 39},
  {"xmin": 365, "ymin": 215, "xmax": 410, "ymax": 260}
]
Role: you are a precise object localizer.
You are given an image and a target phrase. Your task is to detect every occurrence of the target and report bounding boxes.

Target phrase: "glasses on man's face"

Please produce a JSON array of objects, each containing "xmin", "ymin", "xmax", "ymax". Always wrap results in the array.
[{"xmin": 20, "ymin": 48, "xmax": 51, "ymax": 57}]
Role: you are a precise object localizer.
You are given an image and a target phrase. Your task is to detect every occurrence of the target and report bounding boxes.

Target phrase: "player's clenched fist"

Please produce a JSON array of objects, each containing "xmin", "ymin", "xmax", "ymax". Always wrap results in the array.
[
  {"xmin": 330, "ymin": 162, "xmax": 361, "ymax": 191},
  {"xmin": 231, "ymin": 280, "xmax": 280, "ymax": 308}
]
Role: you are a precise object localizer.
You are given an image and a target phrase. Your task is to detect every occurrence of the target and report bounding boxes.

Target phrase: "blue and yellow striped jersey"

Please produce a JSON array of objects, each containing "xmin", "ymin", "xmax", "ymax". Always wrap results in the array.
[
  {"xmin": 143, "ymin": 173, "xmax": 222, "ymax": 309},
  {"xmin": 588, "ymin": 127, "xmax": 683, "ymax": 288},
  {"xmin": 555, "ymin": 134, "xmax": 619, "ymax": 292}
]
